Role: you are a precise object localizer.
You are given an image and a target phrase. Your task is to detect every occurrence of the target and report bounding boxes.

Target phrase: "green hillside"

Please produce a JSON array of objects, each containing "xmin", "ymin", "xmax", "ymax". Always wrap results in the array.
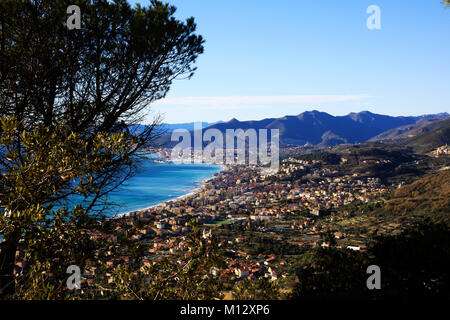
[
  {"xmin": 404, "ymin": 119, "xmax": 450, "ymax": 153},
  {"xmin": 384, "ymin": 170, "xmax": 450, "ymax": 215}
]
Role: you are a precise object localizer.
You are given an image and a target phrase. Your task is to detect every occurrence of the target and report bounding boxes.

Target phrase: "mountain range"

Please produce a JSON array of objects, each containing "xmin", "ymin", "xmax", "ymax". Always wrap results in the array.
[
  {"xmin": 162, "ymin": 121, "xmax": 223, "ymax": 132},
  {"xmin": 201, "ymin": 111, "xmax": 449, "ymax": 147},
  {"xmin": 154, "ymin": 110, "xmax": 449, "ymax": 149},
  {"xmin": 402, "ymin": 118, "xmax": 450, "ymax": 152},
  {"xmin": 369, "ymin": 117, "xmax": 449, "ymax": 142}
]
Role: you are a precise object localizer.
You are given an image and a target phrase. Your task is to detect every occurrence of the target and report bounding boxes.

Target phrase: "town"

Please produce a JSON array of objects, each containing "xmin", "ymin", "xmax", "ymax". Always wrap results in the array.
[{"xmin": 81, "ymin": 148, "xmax": 403, "ymax": 293}]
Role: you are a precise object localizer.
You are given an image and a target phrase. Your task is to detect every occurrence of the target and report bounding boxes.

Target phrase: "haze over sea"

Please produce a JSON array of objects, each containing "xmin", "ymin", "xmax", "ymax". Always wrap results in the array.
[{"xmin": 106, "ymin": 155, "xmax": 223, "ymax": 216}]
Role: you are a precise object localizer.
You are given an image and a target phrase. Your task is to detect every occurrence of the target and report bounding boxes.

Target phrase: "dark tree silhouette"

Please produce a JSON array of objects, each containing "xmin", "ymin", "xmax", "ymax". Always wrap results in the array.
[
  {"xmin": 291, "ymin": 220, "xmax": 450, "ymax": 300},
  {"xmin": 0, "ymin": 0, "xmax": 203, "ymax": 295}
]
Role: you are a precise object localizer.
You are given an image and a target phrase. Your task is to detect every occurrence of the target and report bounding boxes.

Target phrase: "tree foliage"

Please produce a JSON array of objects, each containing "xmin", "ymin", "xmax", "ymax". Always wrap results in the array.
[
  {"xmin": 291, "ymin": 220, "xmax": 450, "ymax": 300},
  {"xmin": 293, "ymin": 152, "xmax": 341, "ymax": 165},
  {"xmin": 0, "ymin": 116, "xmax": 128, "ymax": 298},
  {"xmin": 384, "ymin": 170, "xmax": 450, "ymax": 216},
  {"xmin": 0, "ymin": 0, "xmax": 204, "ymax": 297},
  {"xmin": 99, "ymin": 223, "xmax": 226, "ymax": 300},
  {"xmin": 232, "ymin": 278, "xmax": 282, "ymax": 300}
]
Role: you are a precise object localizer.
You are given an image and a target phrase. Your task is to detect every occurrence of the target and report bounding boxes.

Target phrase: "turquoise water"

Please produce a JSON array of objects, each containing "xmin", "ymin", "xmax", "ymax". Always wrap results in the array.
[
  {"xmin": 0, "ymin": 159, "xmax": 222, "ymax": 242},
  {"xmin": 106, "ymin": 158, "xmax": 223, "ymax": 216}
]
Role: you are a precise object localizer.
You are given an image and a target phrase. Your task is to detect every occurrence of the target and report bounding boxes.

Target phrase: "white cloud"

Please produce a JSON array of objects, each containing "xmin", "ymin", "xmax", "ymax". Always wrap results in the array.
[
  {"xmin": 197, "ymin": 105, "xmax": 267, "ymax": 110},
  {"xmin": 153, "ymin": 94, "xmax": 370, "ymax": 106}
]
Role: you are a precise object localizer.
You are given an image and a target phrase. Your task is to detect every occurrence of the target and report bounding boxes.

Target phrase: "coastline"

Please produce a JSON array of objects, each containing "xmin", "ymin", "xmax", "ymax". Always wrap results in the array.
[{"xmin": 114, "ymin": 163, "xmax": 227, "ymax": 219}]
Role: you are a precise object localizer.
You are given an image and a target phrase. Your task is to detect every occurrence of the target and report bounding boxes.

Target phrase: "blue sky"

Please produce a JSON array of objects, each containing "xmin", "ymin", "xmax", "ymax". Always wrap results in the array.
[{"xmin": 130, "ymin": 0, "xmax": 450, "ymax": 123}]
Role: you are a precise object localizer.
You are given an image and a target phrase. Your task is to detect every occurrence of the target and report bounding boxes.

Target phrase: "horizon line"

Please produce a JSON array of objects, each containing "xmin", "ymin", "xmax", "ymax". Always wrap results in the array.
[{"xmin": 159, "ymin": 109, "xmax": 450, "ymax": 125}]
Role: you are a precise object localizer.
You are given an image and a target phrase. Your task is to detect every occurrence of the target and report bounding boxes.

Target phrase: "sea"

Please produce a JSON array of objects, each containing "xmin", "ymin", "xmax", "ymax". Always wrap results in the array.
[
  {"xmin": 105, "ymin": 155, "xmax": 223, "ymax": 217},
  {"xmin": 0, "ymin": 154, "xmax": 222, "ymax": 224}
]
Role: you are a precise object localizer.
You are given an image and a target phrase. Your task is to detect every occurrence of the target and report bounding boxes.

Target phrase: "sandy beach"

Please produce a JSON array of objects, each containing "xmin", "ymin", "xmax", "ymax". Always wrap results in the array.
[{"xmin": 114, "ymin": 164, "xmax": 227, "ymax": 218}]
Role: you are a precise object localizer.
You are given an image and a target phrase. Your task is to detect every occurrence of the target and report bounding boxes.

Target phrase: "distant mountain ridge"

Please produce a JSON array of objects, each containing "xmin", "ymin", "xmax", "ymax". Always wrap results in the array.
[
  {"xmin": 403, "ymin": 118, "xmax": 450, "ymax": 153},
  {"xmin": 128, "ymin": 121, "xmax": 223, "ymax": 137},
  {"xmin": 162, "ymin": 121, "xmax": 223, "ymax": 132},
  {"xmin": 370, "ymin": 117, "xmax": 450, "ymax": 142},
  {"xmin": 202, "ymin": 111, "xmax": 449, "ymax": 146}
]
